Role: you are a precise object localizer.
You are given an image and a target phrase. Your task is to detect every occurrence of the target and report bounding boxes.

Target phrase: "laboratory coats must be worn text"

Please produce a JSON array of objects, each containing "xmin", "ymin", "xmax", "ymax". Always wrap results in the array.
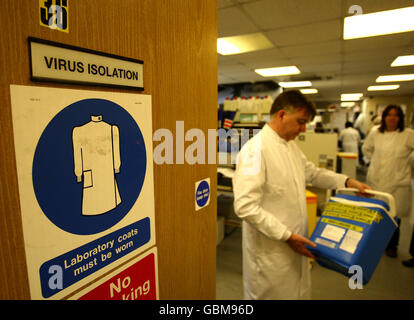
[{"xmin": 233, "ymin": 124, "xmax": 347, "ymax": 299}]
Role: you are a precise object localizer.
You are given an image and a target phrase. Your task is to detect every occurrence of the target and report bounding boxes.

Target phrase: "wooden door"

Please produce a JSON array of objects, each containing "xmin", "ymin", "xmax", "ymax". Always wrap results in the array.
[{"xmin": 0, "ymin": 0, "xmax": 217, "ymax": 299}]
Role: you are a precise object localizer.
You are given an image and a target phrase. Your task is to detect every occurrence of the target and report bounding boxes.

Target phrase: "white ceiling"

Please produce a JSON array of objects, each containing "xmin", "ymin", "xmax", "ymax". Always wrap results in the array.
[{"xmin": 218, "ymin": 0, "xmax": 414, "ymax": 102}]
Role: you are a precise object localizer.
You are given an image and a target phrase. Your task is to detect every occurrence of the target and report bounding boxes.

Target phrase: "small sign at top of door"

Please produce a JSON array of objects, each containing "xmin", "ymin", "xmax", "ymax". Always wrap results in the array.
[{"xmin": 39, "ymin": 0, "xmax": 69, "ymax": 33}]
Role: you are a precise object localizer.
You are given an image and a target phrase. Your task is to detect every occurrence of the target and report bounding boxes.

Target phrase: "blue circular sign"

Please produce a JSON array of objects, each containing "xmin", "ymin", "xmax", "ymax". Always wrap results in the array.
[
  {"xmin": 32, "ymin": 98, "xmax": 147, "ymax": 235},
  {"xmin": 196, "ymin": 180, "xmax": 210, "ymax": 208}
]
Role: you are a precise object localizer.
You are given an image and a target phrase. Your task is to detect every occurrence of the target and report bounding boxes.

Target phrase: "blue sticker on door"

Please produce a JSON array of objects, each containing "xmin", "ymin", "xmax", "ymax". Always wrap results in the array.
[
  {"xmin": 195, "ymin": 178, "xmax": 210, "ymax": 211},
  {"xmin": 32, "ymin": 98, "xmax": 147, "ymax": 235}
]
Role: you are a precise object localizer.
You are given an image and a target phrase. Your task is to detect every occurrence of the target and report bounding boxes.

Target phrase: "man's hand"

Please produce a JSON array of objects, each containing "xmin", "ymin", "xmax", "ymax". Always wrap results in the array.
[
  {"xmin": 346, "ymin": 178, "xmax": 372, "ymax": 195},
  {"xmin": 287, "ymin": 233, "xmax": 316, "ymax": 259}
]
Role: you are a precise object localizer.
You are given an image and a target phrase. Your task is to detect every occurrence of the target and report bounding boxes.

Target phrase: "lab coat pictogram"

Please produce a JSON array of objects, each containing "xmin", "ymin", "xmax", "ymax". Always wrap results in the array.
[{"xmin": 72, "ymin": 115, "xmax": 122, "ymax": 215}]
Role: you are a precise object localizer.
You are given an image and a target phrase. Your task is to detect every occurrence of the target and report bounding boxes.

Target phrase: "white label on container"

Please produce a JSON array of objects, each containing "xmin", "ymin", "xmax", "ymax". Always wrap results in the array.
[
  {"xmin": 339, "ymin": 230, "xmax": 363, "ymax": 254},
  {"xmin": 321, "ymin": 224, "xmax": 346, "ymax": 242},
  {"xmin": 315, "ymin": 237, "xmax": 336, "ymax": 248}
]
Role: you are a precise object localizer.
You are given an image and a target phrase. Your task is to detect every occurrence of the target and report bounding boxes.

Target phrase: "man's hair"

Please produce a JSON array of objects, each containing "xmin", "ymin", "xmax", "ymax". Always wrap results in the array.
[
  {"xmin": 270, "ymin": 90, "xmax": 316, "ymax": 120},
  {"xmin": 379, "ymin": 104, "xmax": 405, "ymax": 133},
  {"xmin": 345, "ymin": 121, "xmax": 353, "ymax": 128}
]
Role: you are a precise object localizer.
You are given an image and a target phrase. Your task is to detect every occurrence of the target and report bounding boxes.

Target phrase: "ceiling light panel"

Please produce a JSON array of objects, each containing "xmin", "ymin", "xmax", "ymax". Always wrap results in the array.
[
  {"xmin": 300, "ymin": 88, "xmax": 318, "ymax": 94},
  {"xmin": 376, "ymin": 74, "xmax": 414, "ymax": 82},
  {"xmin": 254, "ymin": 66, "xmax": 300, "ymax": 77},
  {"xmin": 344, "ymin": 6, "xmax": 414, "ymax": 40},
  {"xmin": 391, "ymin": 55, "xmax": 414, "ymax": 67},
  {"xmin": 368, "ymin": 85, "xmax": 400, "ymax": 91},
  {"xmin": 279, "ymin": 81, "xmax": 312, "ymax": 88},
  {"xmin": 341, "ymin": 102, "xmax": 355, "ymax": 107},
  {"xmin": 341, "ymin": 93, "xmax": 363, "ymax": 101},
  {"xmin": 217, "ymin": 32, "xmax": 274, "ymax": 55}
]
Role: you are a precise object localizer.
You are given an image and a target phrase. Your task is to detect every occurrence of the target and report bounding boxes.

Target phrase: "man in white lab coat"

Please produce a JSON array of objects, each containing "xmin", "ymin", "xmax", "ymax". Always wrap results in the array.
[
  {"xmin": 233, "ymin": 90, "xmax": 369, "ymax": 300},
  {"xmin": 339, "ymin": 121, "xmax": 361, "ymax": 155}
]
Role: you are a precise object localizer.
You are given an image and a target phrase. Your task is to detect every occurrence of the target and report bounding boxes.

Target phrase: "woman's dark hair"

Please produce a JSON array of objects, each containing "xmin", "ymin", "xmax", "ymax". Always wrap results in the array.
[
  {"xmin": 379, "ymin": 104, "xmax": 405, "ymax": 133},
  {"xmin": 270, "ymin": 90, "xmax": 316, "ymax": 120}
]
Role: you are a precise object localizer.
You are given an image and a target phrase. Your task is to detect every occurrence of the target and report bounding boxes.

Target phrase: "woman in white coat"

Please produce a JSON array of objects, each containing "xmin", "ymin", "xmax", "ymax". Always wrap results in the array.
[
  {"xmin": 339, "ymin": 121, "xmax": 360, "ymax": 155},
  {"xmin": 233, "ymin": 91, "xmax": 369, "ymax": 300},
  {"xmin": 362, "ymin": 105, "xmax": 414, "ymax": 257}
]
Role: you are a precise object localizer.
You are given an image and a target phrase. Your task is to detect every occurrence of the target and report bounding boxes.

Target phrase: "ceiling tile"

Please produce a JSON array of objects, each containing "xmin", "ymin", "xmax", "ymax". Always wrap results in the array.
[
  {"xmin": 218, "ymin": 0, "xmax": 236, "ymax": 9},
  {"xmin": 219, "ymin": 70, "xmax": 266, "ymax": 84},
  {"xmin": 300, "ymin": 63, "xmax": 342, "ymax": 73},
  {"xmin": 290, "ymin": 54, "xmax": 342, "ymax": 66},
  {"xmin": 312, "ymin": 79, "xmax": 342, "ymax": 89},
  {"xmin": 242, "ymin": 0, "xmax": 342, "ymax": 30},
  {"xmin": 344, "ymin": 49, "xmax": 404, "ymax": 63},
  {"xmin": 234, "ymin": 0, "xmax": 259, "ymax": 3},
  {"xmin": 219, "ymin": 62, "xmax": 251, "ymax": 73},
  {"xmin": 218, "ymin": 74, "xmax": 237, "ymax": 84},
  {"xmin": 218, "ymin": 7, "xmax": 259, "ymax": 37},
  {"xmin": 265, "ymin": 20, "xmax": 342, "ymax": 47},
  {"xmin": 343, "ymin": 61, "xmax": 392, "ymax": 75},
  {"xmin": 218, "ymin": 47, "xmax": 290, "ymax": 71},
  {"xmin": 398, "ymin": 45, "xmax": 414, "ymax": 55},
  {"xmin": 226, "ymin": 47, "xmax": 286, "ymax": 65},
  {"xmin": 279, "ymin": 40, "xmax": 342, "ymax": 58},
  {"xmin": 237, "ymin": 58, "xmax": 292, "ymax": 69},
  {"xmin": 344, "ymin": 33, "xmax": 414, "ymax": 53},
  {"xmin": 218, "ymin": 0, "xmax": 414, "ymax": 101},
  {"xmin": 387, "ymin": 65, "xmax": 414, "ymax": 74}
]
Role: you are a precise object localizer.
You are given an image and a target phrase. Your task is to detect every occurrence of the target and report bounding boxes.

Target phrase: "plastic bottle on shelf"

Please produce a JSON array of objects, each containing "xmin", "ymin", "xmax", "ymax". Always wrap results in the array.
[
  {"xmin": 258, "ymin": 96, "xmax": 264, "ymax": 114},
  {"xmin": 247, "ymin": 96, "xmax": 254, "ymax": 113},
  {"xmin": 267, "ymin": 95, "xmax": 274, "ymax": 106},
  {"xmin": 262, "ymin": 95, "xmax": 273, "ymax": 114},
  {"xmin": 223, "ymin": 97, "xmax": 231, "ymax": 111},
  {"xmin": 251, "ymin": 96, "xmax": 260, "ymax": 114},
  {"xmin": 233, "ymin": 96, "xmax": 240, "ymax": 111},
  {"xmin": 239, "ymin": 96, "xmax": 247, "ymax": 113},
  {"xmin": 233, "ymin": 96, "xmax": 241, "ymax": 121}
]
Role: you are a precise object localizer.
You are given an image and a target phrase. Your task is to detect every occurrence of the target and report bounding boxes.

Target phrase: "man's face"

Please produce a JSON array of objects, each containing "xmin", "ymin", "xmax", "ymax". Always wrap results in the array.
[{"xmin": 279, "ymin": 107, "xmax": 310, "ymax": 141}]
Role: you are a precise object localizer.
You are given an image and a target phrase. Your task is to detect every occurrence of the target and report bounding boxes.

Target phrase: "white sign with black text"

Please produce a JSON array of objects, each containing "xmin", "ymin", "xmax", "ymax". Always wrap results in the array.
[{"xmin": 29, "ymin": 37, "xmax": 144, "ymax": 90}]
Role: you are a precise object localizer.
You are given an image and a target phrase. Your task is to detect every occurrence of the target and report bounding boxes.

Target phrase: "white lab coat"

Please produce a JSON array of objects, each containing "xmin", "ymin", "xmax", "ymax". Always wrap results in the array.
[
  {"xmin": 354, "ymin": 113, "xmax": 368, "ymax": 137},
  {"xmin": 233, "ymin": 124, "xmax": 347, "ymax": 300},
  {"xmin": 362, "ymin": 126, "xmax": 414, "ymax": 217},
  {"xmin": 339, "ymin": 127, "xmax": 360, "ymax": 154},
  {"xmin": 72, "ymin": 115, "xmax": 122, "ymax": 215}
]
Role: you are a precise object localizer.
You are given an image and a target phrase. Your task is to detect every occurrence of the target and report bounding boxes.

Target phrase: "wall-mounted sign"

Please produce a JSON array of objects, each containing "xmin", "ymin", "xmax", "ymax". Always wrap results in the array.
[
  {"xmin": 28, "ymin": 37, "xmax": 144, "ymax": 90},
  {"xmin": 70, "ymin": 247, "xmax": 159, "ymax": 300},
  {"xmin": 10, "ymin": 85, "xmax": 154, "ymax": 299},
  {"xmin": 195, "ymin": 178, "xmax": 211, "ymax": 211},
  {"xmin": 39, "ymin": 0, "xmax": 69, "ymax": 33}
]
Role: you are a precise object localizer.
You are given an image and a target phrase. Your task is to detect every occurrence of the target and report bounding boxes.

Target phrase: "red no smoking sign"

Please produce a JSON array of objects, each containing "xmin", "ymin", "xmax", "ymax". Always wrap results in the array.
[{"xmin": 71, "ymin": 247, "xmax": 158, "ymax": 300}]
